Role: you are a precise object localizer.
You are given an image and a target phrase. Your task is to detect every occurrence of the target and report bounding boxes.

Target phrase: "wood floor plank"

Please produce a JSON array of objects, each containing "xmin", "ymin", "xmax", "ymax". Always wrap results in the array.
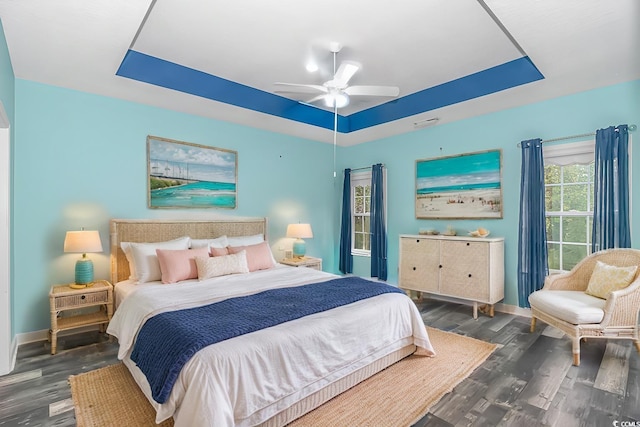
[
  {"xmin": 48, "ymin": 398, "xmax": 74, "ymax": 417},
  {"xmin": 495, "ymin": 402, "xmax": 544, "ymax": 426},
  {"xmin": 483, "ymin": 373, "xmax": 527, "ymax": 406},
  {"xmin": 431, "ymin": 378, "xmax": 488, "ymax": 425},
  {"xmin": 594, "ymin": 341, "xmax": 631, "ymax": 395},
  {"xmin": 517, "ymin": 339, "xmax": 573, "ymax": 410},
  {"xmin": 0, "ymin": 369, "xmax": 41, "ymax": 388},
  {"xmin": 466, "ymin": 397, "xmax": 510, "ymax": 426},
  {"xmin": 540, "ymin": 325, "xmax": 565, "ymax": 339},
  {"xmin": 486, "ymin": 314, "xmax": 513, "ymax": 333},
  {"xmin": 621, "ymin": 357, "xmax": 640, "ymax": 419}
]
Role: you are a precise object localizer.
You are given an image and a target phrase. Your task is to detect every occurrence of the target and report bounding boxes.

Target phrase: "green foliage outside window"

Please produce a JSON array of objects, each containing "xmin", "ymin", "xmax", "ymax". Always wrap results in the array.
[
  {"xmin": 545, "ymin": 163, "xmax": 594, "ymax": 271},
  {"xmin": 353, "ymin": 184, "xmax": 371, "ymax": 252}
]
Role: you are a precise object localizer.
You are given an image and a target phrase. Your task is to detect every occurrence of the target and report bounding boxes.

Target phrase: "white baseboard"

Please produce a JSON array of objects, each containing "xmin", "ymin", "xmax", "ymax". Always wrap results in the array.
[
  {"xmin": 16, "ymin": 324, "xmax": 101, "ymax": 346},
  {"xmin": 494, "ymin": 302, "xmax": 532, "ymax": 318},
  {"xmin": 422, "ymin": 294, "xmax": 532, "ymax": 318}
]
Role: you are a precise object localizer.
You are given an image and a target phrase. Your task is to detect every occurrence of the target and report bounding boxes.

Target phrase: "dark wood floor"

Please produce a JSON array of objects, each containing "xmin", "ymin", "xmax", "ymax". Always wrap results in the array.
[{"xmin": 1, "ymin": 299, "xmax": 638, "ymax": 426}]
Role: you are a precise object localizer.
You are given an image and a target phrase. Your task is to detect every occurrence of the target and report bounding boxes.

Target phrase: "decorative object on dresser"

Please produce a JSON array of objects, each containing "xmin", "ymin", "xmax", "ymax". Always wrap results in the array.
[
  {"xmin": 147, "ymin": 135, "xmax": 238, "ymax": 209},
  {"xmin": 398, "ymin": 234, "xmax": 504, "ymax": 319},
  {"xmin": 286, "ymin": 223, "xmax": 314, "ymax": 257},
  {"xmin": 280, "ymin": 256, "xmax": 323, "ymax": 271},
  {"xmin": 49, "ymin": 280, "xmax": 113, "ymax": 355},
  {"xmin": 415, "ymin": 149, "xmax": 503, "ymax": 219},
  {"xmin": 63, "ymin": 228, "xmax": 103, "ymax": 288}
]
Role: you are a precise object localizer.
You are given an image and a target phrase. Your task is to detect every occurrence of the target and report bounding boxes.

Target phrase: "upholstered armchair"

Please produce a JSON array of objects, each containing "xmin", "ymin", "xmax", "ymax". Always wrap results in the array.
[{"xmin": 529, "ymin": 248, "xmax": 640, "ymax": 366}]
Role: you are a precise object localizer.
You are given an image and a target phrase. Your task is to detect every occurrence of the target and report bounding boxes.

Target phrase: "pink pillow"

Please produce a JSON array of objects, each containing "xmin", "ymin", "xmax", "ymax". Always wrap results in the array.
[
  {"xmin": 156, "ymin": 247, "xmax": 210, "ymax": 284},
  {"xmin": 228, "ymin": 242, "xmax": 275, "ymax": 272},
  {"xmin": 210, "ymin": 246, "xmax": 230, "ymax": 257}
]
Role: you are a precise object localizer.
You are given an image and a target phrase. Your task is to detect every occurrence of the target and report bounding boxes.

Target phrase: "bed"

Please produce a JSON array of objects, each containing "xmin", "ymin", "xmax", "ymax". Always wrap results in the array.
[{"xmin": 106, "ymin": 218, "xmax": 435, "ymax": 426}]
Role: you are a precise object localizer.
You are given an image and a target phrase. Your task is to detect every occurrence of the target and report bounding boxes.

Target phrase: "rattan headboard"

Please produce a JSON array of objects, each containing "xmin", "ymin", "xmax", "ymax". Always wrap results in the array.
[{"xmin": 110, "ymin": 218, "xmax": 268, "ymax": 284}]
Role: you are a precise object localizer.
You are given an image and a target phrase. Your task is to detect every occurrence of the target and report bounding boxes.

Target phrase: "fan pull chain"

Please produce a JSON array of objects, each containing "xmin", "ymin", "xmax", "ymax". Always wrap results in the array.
[
  {"xmin": 333, "ymin": 104, "xmax": 338, "ymax": 178},
  {"xmin": 333, "ymin": 49, "xmax": 338, "ymax": 178}
]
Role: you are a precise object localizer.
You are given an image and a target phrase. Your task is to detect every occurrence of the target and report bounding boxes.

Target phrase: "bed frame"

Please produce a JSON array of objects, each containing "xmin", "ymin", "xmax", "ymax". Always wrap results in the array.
[
  {"xmin": 110, "ymin": 217, "xmax": 267, "ymax": 284},
  {"xmin": 109, "ymin": 217, "xmax": 415, "ymax": 426}
]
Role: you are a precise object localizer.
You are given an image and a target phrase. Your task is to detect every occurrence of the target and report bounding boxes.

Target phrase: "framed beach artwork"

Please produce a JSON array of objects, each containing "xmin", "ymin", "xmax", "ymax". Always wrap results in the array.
[
  {"xmin": 147, "ymin": 136, "xmax": 237, "ymax": 209},
  {"xmin": 415, "ymin": 149, "xmax": 502, "ymax": 219}
]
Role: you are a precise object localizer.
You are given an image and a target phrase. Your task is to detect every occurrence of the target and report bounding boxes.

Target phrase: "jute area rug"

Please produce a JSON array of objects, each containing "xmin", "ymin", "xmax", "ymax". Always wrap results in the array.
[{"xmin": 69, "ymin": 327, "xmax": 496, "ymax": 427}]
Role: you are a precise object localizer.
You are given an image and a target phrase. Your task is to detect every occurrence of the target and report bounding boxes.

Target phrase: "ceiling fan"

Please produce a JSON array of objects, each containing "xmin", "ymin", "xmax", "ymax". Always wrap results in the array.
[{"xmin": 274, "ymin": 43, "xmax": 400, "ymax": 109}]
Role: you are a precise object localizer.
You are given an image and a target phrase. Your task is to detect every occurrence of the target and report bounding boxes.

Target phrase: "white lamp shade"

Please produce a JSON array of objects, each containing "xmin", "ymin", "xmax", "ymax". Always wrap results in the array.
[
  {"xmin": 286, "ymin": 223, "xmax": 313, "ymax": 239},
  {"xmin": 64, "ymin": 230, "xmax": 103, "ymax": 253}
]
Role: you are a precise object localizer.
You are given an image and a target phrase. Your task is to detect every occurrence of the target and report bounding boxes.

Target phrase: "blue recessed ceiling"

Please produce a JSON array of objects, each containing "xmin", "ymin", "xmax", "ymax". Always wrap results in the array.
[{"xmin": 116, "ymin": 50, "xmax": 543, "ymax": 133}]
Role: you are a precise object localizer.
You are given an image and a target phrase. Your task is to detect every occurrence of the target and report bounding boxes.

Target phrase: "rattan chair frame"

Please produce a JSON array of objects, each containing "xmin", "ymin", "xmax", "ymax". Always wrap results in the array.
[{"xmin": 529, "ymin": 248, "xmax": 640, "ymax": 366}]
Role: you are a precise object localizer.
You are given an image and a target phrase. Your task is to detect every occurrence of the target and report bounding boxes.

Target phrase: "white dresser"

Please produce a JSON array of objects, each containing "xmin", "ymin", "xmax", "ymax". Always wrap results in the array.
[{"xmin": 398, "ymin": 234, "xmax": 504, "ymax": 318}]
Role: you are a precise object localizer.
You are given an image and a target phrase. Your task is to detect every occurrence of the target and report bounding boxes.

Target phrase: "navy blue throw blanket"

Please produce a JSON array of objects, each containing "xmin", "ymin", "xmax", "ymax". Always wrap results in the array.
[{"xmin": 131, "ymin": 276, "xmax": 404, "ymax": 403}]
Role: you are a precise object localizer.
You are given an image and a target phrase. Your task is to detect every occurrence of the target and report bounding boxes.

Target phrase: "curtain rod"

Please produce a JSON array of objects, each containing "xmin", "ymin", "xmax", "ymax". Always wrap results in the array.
[
  {"xmin": 349, "ymin": 164, "xmax": 385, "ymax": 172},
  {"xmin": 517, "ymin": 124, "xmax": 637, "ymax": 147}
]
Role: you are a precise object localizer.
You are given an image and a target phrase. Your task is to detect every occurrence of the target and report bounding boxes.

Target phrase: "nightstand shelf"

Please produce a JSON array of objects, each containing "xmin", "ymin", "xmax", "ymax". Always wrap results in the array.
[
  {"xmin": 55, "ymin": 309, "xmax": 110, "ymax": 330},
  {"xmin": 280, "ymin": 256, "xmax": 323, "ymax": 271},
  {"xmin": 49, "ymin": 280, "xmax": 113, "ymax": 355}
]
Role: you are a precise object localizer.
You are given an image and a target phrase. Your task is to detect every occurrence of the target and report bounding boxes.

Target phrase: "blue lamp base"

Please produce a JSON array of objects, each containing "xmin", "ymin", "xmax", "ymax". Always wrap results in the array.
[
  {"xmin": 71, "ymin": 257, "xmax": 94, "ymax": 289},
  {"xmin": 292, "ymin": 239, "xmax": 306, "ymax": 258}
]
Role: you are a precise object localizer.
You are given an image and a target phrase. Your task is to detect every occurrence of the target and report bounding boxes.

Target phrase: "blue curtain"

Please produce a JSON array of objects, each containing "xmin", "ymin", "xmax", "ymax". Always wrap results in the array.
[
  {"xmin": 518, "ymin": 139, "xmax": 548, "ymax": 308},
  {"xmin": 370, "ymin": 164, "xmax": 387, "ymax": 280},
  {"xmin": 339, "ymin": 168, "xmax": 353, "ymax": 274},
  {"xmin": 592, "ymin": 125, "xmax": 631, "ymax": 251}
]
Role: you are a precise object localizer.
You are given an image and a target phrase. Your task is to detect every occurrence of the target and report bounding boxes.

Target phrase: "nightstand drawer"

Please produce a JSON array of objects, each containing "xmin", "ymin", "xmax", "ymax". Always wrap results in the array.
[{"xmin": 53, "ymin": 290, "xmax": 109, "ymax": 310}]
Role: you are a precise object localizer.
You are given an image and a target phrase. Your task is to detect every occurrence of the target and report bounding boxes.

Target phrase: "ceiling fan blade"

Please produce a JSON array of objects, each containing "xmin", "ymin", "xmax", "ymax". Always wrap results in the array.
[
  {"xmin": 344, "ymin": 85, "xmax": 400, "ymax": 97},
  {"xmin": 332, "ymin": 61, "xmax": 359, "ymax": 87},
  {"xmin": 273, "ymin": 83, "xmax": 328, "ymax": 94},
  {"xmin": 304, "ymin": 94, "xmax": 328, "ymax": 104}
]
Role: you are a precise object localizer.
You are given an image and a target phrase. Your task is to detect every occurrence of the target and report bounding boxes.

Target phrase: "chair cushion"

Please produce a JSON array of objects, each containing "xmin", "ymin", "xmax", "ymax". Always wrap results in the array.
[
  {"xmin": 585, "ymin": 260, "xmax": 637, "ymax": 299},
  {"xmin": 529, "ymin": 290, "xmax": 605, "ymax": 324}
]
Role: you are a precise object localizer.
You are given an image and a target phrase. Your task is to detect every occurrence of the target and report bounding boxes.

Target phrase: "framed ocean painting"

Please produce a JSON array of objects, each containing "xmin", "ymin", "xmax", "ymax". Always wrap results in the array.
[
  {"xmin": 415, "ymin": 149, "xmax": 502, "ymax": 219},
  {"xmin": 147, "ymin": 136, "xmax": 237, "ymax": 209}
]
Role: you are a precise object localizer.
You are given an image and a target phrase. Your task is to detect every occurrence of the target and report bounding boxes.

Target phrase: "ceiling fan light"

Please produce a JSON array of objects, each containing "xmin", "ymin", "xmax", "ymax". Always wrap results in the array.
[
  {"xmin": 335, "ymin": 92, "xmax": 349, "ymax": 108},
  {"xmin": 325, "ymin": 92, "xmax": 349, "ymax": 108}
]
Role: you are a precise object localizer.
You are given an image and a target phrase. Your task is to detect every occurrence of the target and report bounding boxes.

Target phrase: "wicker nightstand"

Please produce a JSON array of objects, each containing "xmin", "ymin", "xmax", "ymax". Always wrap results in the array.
[
  {"xmin": 48, "ymin": 280, "xmax": 113, "ymax": 355},
  {"xmin": 280, "ymin": 256, "xmax": 323, "ymax": 271}
]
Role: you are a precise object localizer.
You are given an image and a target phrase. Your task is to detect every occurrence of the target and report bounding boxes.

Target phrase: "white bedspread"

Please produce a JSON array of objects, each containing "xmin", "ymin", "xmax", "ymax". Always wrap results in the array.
[{"xmin": 107, "ymin": 266, "xmax": 435, "ymax": 426}]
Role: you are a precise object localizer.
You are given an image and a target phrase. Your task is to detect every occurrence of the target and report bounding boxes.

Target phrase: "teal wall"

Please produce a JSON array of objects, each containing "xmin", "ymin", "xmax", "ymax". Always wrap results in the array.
[
  {"xmin": 12, "ymin": 80, "xmax": 336, "ymax": 334},
  {"xmin": 339, "ymin": 80, "xmax": 640, "ymax": 306}
]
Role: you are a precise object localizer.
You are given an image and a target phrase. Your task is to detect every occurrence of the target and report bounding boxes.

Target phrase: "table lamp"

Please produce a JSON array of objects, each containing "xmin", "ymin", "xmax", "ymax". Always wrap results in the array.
[
  {"xmin": 286, "ymin": 223, "xmax": 313, "ymax": 258},
  {"xmin": 64, "ymin": 229, "xmax": 103, "ymax": 289}
]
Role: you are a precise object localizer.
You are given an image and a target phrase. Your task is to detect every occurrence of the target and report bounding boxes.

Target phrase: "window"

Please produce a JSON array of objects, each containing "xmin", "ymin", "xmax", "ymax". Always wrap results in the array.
[
  {"xmin": 544, "ymin": 141, "xmax": 595, "ymax": 272},
  {"xmin": 351, "ymin": 171, "xmax": 371, "ymax": 256}
]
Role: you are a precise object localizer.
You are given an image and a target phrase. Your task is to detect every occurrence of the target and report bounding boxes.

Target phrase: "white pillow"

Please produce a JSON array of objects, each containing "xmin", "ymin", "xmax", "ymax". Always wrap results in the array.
[
  {"xmin": 190, "ymin": 235, "xmax": 229, "ymax": 249},
  {"xmin": 195, "ymin": 251, "xmax": 250, "ymax": 280},
  {"xmin": 226, "ymin": 234, "xmax": 264, "ymax": 246},
  {"xmin": 121, "ymin": 236, "xmax": 190, "ymax": 283}
]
